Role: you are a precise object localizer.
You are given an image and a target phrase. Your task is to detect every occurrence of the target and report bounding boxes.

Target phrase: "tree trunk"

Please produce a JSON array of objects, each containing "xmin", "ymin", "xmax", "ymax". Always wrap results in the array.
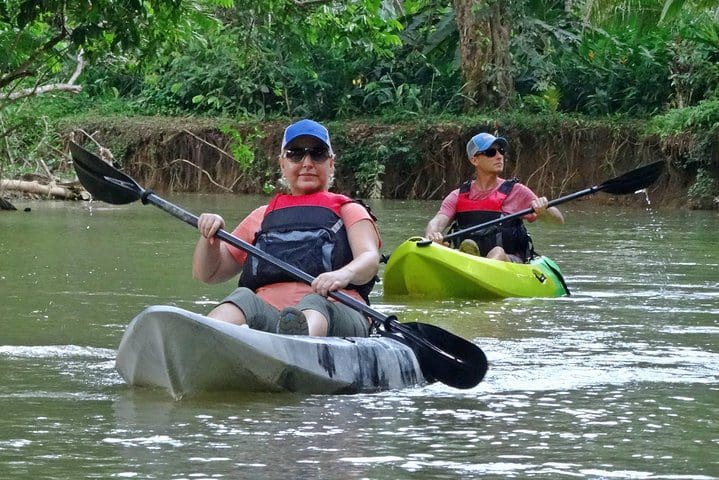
[{"xmin": 453, "ymin": 0, "xmax": 514, "ymax": 110}]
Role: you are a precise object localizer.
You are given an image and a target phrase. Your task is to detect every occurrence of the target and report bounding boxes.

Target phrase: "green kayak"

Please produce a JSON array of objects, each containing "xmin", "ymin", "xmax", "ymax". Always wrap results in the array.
[{"xmin": 383, "ymin": 237, "xmax": 569, "ymax": 300}]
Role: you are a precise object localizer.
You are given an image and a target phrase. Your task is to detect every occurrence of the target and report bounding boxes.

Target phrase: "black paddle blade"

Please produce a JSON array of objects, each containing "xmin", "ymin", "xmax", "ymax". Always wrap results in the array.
[
  {"xmin": 599, "ymin": 160, "xmax": 665, "ymax": 195},
  {"xmin": 399, "ymin": 322, "xmax": 488, "ymax": 389},
  {"xmin": 70, "ymin": 142, "xmax": 142, "ymax": 205}
]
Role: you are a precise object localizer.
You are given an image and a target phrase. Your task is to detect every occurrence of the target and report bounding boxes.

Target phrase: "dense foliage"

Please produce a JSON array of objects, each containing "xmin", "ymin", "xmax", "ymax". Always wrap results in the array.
[
  {"xmin": 0, "ymin": 0, "xmax": 230, "ymax": 175},
  {"xmin": 3, "ymin": 0, "xmax": 716, "ymax": 118}
]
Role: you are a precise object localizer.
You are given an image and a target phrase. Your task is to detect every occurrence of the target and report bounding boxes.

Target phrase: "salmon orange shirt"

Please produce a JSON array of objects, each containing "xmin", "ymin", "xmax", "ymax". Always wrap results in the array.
[{"xmin": 224, "ymin": 202, "xmax": 380, "ymax": 310}]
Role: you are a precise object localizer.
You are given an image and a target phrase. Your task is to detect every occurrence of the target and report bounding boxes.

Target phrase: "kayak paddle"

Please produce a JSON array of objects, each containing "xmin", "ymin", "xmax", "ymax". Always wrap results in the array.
[
  {"xmin": 422, "ymin": 159, "xmax": 665, "ymax": 246},
  {"xmin": 69, "ymin": 141, "xmax": 488, "ymax": 389}
]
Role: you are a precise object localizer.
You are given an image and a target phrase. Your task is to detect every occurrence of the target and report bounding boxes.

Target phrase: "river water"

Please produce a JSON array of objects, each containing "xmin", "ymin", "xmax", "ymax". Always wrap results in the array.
[{"xmin": 1, "ymin": 194, "xmax": 717, "ymax": 479}]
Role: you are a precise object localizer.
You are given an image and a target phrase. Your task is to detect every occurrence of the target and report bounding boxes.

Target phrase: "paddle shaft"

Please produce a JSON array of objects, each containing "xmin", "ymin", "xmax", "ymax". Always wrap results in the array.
[
  {"xmin": 440, "ymin": 185, "xmax": 600, "ymax": 244},
  {"xmin": 142, "ymin": 191, "xmax": 458, "ymax": 359}
]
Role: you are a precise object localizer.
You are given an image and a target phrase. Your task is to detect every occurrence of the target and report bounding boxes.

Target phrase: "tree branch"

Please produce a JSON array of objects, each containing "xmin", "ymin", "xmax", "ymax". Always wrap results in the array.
[
  {"xmin": 1, "ymin": 50, "xmax": 84, "ymax": 100},
  {"xmin": 0, "ymin": 23, "xmax": 68, "ymax": 90}
]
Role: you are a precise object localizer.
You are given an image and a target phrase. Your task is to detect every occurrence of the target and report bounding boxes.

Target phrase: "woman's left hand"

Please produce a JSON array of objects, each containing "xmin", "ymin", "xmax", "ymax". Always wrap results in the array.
[
  {"xmin": 531, "ymin": 196, "xmax": 549, "ymax": 216},
  {"xmin": 311, "ymin": 268, "xmax": 353, "ymax": 297}
]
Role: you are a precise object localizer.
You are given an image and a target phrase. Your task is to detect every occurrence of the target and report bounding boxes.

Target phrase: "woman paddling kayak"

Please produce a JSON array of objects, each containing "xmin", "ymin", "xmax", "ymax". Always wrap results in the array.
[
  {"xmin": 425, "ymin": 132, "xmax": 564, "ymax": 263},
  {"xmin": 192, "ymin": 119, "xmax": 382, "ymax": 337}
]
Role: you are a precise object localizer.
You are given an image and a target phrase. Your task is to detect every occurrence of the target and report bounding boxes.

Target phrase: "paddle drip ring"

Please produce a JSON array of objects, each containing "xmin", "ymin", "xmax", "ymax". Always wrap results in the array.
[{"xmin": 140, "ymin": 190, "xmax": 154, "ymax": 205}]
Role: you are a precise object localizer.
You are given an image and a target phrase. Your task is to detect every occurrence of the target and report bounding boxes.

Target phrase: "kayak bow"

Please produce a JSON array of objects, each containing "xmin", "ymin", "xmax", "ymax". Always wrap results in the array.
[
  {"xmin": 117, "ymin": 305, "xmax": 427, "ymax": 398},
  {"xmin": 384, "ymin": 237, "xmax": 569, "ymax": 300}
]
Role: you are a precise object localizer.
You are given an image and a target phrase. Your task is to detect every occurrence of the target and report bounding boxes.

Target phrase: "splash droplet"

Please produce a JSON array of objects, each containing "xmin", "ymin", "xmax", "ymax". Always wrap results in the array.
[{"xmin": 634, "ymin": 188, "xmax": 650, "ymax": 205}]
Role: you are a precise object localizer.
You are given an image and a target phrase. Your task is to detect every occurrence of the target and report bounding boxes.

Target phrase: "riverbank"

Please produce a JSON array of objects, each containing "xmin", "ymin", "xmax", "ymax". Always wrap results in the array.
[{"xmin": 3, "ymin": 113, "xmax": 718, "ymax": 210}]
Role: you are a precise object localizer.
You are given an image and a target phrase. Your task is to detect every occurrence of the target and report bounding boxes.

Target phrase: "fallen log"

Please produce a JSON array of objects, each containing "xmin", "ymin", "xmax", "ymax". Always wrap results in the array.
[{"xmin": 0, "ymin": 179, "xmax": 87, "ymax": 200}]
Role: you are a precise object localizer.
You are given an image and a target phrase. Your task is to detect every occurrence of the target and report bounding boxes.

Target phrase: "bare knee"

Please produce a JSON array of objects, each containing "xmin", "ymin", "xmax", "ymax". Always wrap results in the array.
[
  {"xmin": 486, "ymin": 246, "xmax": 510, "ymax": 262},
  {"xmin": 302, "ymin": 309, "xmax": 329, "ymax": 336},
  {"xmin": 208, "ymin": 302, "xmax": 247, "ymax": 326}
]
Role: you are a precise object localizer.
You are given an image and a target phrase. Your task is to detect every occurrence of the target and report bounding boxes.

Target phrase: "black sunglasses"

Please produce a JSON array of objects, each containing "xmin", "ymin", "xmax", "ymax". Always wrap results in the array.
[
  {"xmin": 478, "ymin": 146, "xmax": 506, "ymax": 157},
  {"xmin": 284, "ymin": 147, "xmax": 330, "ymax": 163}
]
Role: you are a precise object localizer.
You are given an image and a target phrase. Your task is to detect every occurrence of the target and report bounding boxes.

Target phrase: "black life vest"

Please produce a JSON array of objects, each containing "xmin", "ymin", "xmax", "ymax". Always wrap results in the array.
[
  {"xmin": 450, "ymin": 179, "xmax": 532, "ymax": 261},
  {"xmin": 238, "ymin": 191, "xmax": 377, "ymax": 303}
]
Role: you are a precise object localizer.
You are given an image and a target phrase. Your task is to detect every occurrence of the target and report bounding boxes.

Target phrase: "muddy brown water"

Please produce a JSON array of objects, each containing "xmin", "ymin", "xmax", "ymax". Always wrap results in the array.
[{"xmin": 1, "ymin": 195, "xmax": 717, "ymax": 479}]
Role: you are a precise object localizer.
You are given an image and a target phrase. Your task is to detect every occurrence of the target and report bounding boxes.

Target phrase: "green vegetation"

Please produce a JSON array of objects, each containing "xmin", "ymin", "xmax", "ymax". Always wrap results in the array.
[
  {"xmin": 648, "ymin": 98, "xmax": 719, "ymax": 207},
  {"xmin": 1, "ymin": 0, "xmax": 717, "ymax": 205}
]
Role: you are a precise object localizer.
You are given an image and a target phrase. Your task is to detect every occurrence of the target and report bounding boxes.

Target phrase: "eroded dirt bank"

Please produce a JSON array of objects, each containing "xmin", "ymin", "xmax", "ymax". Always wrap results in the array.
[{"xmin": 56, "ymin": 116, "xmax": 718, "ymax": 209}]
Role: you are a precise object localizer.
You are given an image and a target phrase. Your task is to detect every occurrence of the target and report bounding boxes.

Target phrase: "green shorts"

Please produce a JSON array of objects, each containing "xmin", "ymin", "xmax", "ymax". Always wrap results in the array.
[{"xmin": 220, "ymin": 287, "xmax": 370, "ymax": 337}]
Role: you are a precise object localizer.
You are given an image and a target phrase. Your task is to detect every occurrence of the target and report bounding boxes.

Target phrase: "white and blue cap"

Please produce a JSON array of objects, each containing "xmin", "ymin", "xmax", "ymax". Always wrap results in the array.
[
  {"xmin": 281, "ymin": 119, "xmax": 333, "ymax": 152},
  {"xmin": 466, "ymin": 132, "xmax": 508, "ymax": 158}
]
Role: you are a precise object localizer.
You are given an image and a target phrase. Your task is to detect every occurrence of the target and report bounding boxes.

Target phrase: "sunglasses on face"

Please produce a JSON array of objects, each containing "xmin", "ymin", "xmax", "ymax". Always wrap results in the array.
[
  {"xmin": 284, "ymin": 147, "xmax": 330, "ymax": 163},
  {"xmin": 477, "ymin": 146, "xmax": 506, "ymax": 158}
]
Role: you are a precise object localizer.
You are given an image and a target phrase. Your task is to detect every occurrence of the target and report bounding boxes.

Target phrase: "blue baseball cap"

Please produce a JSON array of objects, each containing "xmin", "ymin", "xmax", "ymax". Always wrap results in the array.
[
  {"xmin": 466, "ymin": 132, "xmax": 508, "ymax": 158},
  {"xmin": 281, "ymin": 119, "xmax": 333, "ymax": 152}
]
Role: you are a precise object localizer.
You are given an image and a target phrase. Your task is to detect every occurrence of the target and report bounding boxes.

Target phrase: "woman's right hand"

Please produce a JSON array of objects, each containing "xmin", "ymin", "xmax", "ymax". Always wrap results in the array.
[
  {"xmin": 427, "ymin": 231, "xmax": 446, "ymax": 245},
  {"xmin": 197, "ymin": 213, "xmax": 225, "ymax": 245}
]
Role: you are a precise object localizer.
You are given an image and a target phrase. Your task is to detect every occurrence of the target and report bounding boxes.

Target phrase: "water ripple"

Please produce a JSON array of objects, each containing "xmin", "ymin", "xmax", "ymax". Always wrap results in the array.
[{"xmin": 0, "ymin": 345, "xmax": 115, "ymax": 359}]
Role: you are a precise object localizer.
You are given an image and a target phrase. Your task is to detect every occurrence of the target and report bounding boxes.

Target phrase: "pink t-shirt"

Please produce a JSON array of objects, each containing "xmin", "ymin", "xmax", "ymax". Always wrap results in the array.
[
  {"xmin": 438, "ymin": 178, "xmax": 539, "ymax": 222},
  {"xmin": 225, "ymin": 202, "xmax": 380, "ymax": 310}
]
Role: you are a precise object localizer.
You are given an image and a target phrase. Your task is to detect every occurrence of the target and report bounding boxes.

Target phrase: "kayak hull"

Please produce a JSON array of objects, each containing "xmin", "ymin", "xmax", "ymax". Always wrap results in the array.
[
  {"xmin": 115, "ymin": 306, "xmax": 426, "ymax": 398},
  {"xmin": 383, "ymin": 237, "xmax": 568, "ymax": 300}
]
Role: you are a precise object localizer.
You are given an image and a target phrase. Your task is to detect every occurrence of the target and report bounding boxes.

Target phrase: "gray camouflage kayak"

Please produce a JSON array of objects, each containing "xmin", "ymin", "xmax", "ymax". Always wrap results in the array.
[{"xmin": 115, "ymin": 305, "xmax": 427, "ymax": 398}]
